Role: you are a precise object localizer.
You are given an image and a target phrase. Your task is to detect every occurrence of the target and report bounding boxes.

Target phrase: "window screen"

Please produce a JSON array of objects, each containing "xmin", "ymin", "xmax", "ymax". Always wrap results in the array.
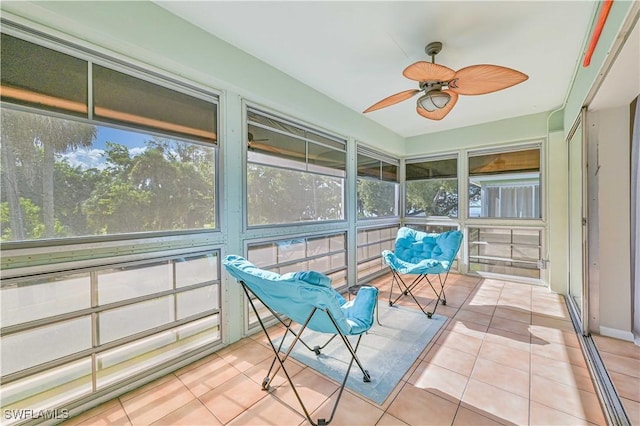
[
  {"xmin": 246, "ymin": 109, "xmax": 346, "ymax": 226},
  {"xmin": 468, "ymin": 147, "xmax": 541, "ymax": 219},
  {"xmin": 1, "ymin": 33, "xmax": 88, "ymax": 115},
  {"xmin": 93, "ymin": 65, "xmax": 217, "ymax": 144},
  {"xmin": 405, "ymin": 157, "xmax": 458, "ymax": 217},
  {"xmin": 357, "ymin": 149, "xmax": 400, "ymax": 219}
]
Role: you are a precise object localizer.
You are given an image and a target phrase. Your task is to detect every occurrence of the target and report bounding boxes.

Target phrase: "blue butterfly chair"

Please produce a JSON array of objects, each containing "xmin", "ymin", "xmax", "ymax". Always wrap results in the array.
[
  {"xmin": 223, "ymin": 255, "xmax": 378, "ymax": 426},
  {"xmin": 382, "ymin": 228, "xmax": 463, "ymax": 318}
]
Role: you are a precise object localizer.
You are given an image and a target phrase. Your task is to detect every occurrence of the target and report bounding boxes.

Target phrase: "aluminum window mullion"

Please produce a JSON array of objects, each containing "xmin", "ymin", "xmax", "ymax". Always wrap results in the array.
[
  {"xmin": 87, "ymin": 61, "xmax": 93, "ymax": 120},
  {"xmin": 91, "ymin": 270, "xmax": 99, "ymax": 393}
]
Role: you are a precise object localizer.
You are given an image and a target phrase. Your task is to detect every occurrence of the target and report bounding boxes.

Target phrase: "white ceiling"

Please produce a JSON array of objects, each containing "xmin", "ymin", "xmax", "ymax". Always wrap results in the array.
[{"xmin": 156, "ymin": 1, "xmax": 597, "ymax": 137}]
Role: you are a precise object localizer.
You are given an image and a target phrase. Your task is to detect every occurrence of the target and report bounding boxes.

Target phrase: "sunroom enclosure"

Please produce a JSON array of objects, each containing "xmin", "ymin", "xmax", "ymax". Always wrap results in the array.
[
  {"xmin": 0, "ymin": 26, "xmax": 545, "ymax": 420},
  {"xmin": 0, "ymin": 1, "xmax": 637, "ymax": 424}
]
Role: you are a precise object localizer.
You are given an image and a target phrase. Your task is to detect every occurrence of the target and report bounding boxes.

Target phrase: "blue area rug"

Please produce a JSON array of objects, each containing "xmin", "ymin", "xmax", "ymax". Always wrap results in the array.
[{"xmin": 275, "ymin": 304, "xmax": 447, "ymax": 404}]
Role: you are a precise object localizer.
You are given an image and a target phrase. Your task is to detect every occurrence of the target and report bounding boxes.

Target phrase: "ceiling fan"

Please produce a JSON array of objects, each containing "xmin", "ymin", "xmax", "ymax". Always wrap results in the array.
[{"xmin": 363, "ymin": 42, "xmax": 528, "ymax": 120}]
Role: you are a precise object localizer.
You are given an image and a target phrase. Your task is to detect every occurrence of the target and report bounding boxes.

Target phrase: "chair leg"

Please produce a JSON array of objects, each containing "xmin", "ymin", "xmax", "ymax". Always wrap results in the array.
[
  {"xmin": 388, "ymin": 268, "xmax": 451, "ymax": 319},
  {"xmin": 241, "ymin": 281, "xmax": 372, "ymax": 426},
  {"xmin": 388, "ymin": 270, "xmax": 426, "ymax": 306},
  {"xmin": 424, "ymin": 271, "xmax": 451, "ymax": 318}
]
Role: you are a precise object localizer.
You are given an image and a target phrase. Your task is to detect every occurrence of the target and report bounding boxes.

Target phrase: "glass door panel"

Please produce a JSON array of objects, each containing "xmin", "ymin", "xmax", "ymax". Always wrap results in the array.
[{"xmin": 568, "ymin": 114, "xmax": 587, "ymax": 331}]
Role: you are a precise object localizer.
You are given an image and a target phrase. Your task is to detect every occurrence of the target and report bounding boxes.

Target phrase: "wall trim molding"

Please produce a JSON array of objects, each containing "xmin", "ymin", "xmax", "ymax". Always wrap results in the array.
[{"xmin": 599, "ymin": 326, "xmax": 635, "ymax": 342}]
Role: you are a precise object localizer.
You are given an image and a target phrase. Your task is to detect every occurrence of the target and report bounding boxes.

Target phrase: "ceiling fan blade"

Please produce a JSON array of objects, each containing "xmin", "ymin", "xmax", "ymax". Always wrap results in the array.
[
  {"xmin": 416, "ymin": 90, "xmax": 459, "ymax": 120},
  {"xmin": 403, "ymin": 61, "xmax": 456, "ymax": 82},
  {"xmin": 363, "ymin": 89, "xmax": 420, "ymax": 113},
  {"xmin": 449, "ymin": 64, "xmax": 528, "ymax": 95}
]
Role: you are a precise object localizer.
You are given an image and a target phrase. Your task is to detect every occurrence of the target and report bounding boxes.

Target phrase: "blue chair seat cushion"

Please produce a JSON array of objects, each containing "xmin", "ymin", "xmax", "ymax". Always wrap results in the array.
[
  {"xmin": 223, "ymin": 255, "xmax": 378, "ymax": 335},
  {"xmin": 383, "ymin": 228, "xmax": 462, "ymax": 274},
  {"xmin": 381, "ymin": 251, "xmax": 447, "ymax": 274}
]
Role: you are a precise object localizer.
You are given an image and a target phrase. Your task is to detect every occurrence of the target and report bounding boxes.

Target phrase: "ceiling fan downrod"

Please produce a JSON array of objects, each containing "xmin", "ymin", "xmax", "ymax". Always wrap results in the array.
[{"xmin": 425, "ymin": 41, "xmax": 443, "ymax": 64}]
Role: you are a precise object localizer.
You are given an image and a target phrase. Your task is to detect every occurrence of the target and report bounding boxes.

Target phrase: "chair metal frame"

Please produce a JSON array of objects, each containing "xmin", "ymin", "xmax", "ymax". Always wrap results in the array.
[
  {"xmin": 384, "ymin": 229, "xmax": 463, "ymax": 319},
  {"xmin": 387, "ymin": 266, "xmax": 451, "ymax": 318},
  {"xmin": 237, "ymin": 279, "xmax": 374, "ymax": 426}
]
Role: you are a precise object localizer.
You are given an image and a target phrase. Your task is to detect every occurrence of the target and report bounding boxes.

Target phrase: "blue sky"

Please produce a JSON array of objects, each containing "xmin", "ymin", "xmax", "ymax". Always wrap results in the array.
[
  {"xmin": 58, "ymin": 126, "xmax": 151, "ymax": 170},
  {"xmin": 94, "ymin": 126, "xmax": 151, "ymax": 151}
]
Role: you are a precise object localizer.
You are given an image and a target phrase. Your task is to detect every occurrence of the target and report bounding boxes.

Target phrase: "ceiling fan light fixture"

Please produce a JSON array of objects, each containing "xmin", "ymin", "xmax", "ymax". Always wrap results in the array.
[{"xmin": 417, "ymin": 90, "xmax": 451, "ymax": 112}]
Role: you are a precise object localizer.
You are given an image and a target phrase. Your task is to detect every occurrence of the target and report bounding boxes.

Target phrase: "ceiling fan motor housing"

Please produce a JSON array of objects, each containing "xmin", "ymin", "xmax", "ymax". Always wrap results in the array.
[{"xmin": 425, "ymin": 41, "xmax": 443, "ymax": 58}]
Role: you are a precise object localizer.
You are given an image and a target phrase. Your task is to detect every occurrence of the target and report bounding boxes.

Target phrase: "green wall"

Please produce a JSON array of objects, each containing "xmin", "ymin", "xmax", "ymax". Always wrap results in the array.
[{"xmin": 405, "ymin": 111, "xmax": 550, "ymax": 156}]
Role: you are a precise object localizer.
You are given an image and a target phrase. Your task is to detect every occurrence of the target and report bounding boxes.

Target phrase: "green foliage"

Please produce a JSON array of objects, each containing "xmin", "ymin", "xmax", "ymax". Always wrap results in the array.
[
  {"xmin": 82, "ymin": 140, "xmax": 215, "ymax": 235},
  {"xmin": 1, "ymin": 198, "xmax": 44, "ymax": 241},
  {"xmin": 405, "ymin": 179, "xmax": 459, "ymax": 217},
  {"xmin": 247, "ymin": 164, "xmax": 343, "ymax": 225},
  {"xmin": 357, "ymin": 179, "xmax": 398, "ymax": 219},
  {"xmin": 1, "ymin": 108, "xmax": 216, "ymax": 241}
]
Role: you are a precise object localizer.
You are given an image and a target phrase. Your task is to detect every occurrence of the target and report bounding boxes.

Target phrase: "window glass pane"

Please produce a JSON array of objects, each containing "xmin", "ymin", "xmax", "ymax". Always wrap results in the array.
[
  {"xmin": 1, "ymin": 273, "xmax": 90, "ymax": 327},
  {"xmin": 469, "ymin": 149, "xmax": 540, "ymax": 176},
  {"xmin": 357, "ymin": 179, "xmax": 399, "ymax": 218},
  {"xmin": 328, "ymin": 269, "xmax": 347, "ymax": 287},
  {"xmin": 248, "ymin": 123, "xmax": 306, "ymax": 166},
  {"xmin": 1, "ymin": 358, "xmax": 91, "ymax": 422},
  {"xmin": 99, "ymin": 297, "xmax": 174, "ymax": 344},
  {"xmin": 96, "ymin": 316, "xmax": 219, "ymax": 389},
  {"xmin": 175, "ymin": 253, "xmax": 218, "ymax": 288},
  {"xmin": 308, "ymin": 256, "xmax": 330, "ymax": 271},
  {"xmin": 405, "ymin": 223, "xmax": 457, "ymax": 234},
  {"xmin": 357, "ymin": 154, "xmax": 380, "ymax": 178},
  {"xmin": 468, "ymin": 148, "xmax": 541, "ymax": 219},
  {"xmin": 277, "ymin": 239, "xmax": 306, "ymax": 263},
  {"xmin": 0, "ymin": 109, "xmax": 216, "ymax": 242},
  {"xmin": 248, "ymin": 110, "xmax": 305, "ymax": 139},
  {"xmin": 358, "ymin": 152, "xmax": 399, "ymax": 182},
  {"xmin": 405, "ymin": 178, "xmax": 458, "ymax": 217},
  {"xmin": 98, "ymin": 262, "xmax": 172, "ymax": 305},
  {"xmin": 1, "ymin": 317, "xmax": 91, "ymax": 376},
  {"xmin": 247, "ymin": 110, "xmax": 346, "ymax": 218},
  {"xmin": 468, "ymin": 227, "xmax": 542, "ymax": 279},
  {"xmin": 381, "ymin": 162, "xmax": 398, "ymax": 182},
  {"xmin": 246, "ymin": 243, "xmax": 277, "ymax": 266},
  {"xmin": 248, "ymin": 110, "xmax": 344, "ymax": 150},
  {"xmin": 93, "ymin": 65, "xmax": 216, "ymax": 143},
  {"xmin": 246, "ymin": 234, "xmax": 346, "ymax": 280},
  {"xmin": 247, "ymin": 163, "xmax": 344, "ymax": 225},
  {"xmin": 177, "ymin": 286, "xmax": 219, "ymax": 318},
  {"xmin": 308, "ymin": 132, "xmax": 345, "ymax": 151},
  {"xmin": 330, "ymin": 234, "xmax": 345, "ymax": 251},
  {"xmin": 307, "ymin": 236, "xmax": 330, "ymax": 256},
  {"xmin": 1, "ymin": 34, "xmax": 87, "ymax": 116},
  {"xmin": 308, "ymin": 141, "xmax": 346, "ymax": 176},
  {"xmin": 406, "ymin": 158, "xmax": 457, "ymax": 180}
]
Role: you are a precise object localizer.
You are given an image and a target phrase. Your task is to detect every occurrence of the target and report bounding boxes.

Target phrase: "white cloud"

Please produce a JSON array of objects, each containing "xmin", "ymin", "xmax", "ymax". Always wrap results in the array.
[
  {"xmin": 58, "ymin": 149, "xmax": 106, "ymax": 170},
  {"xmin": 130, "ymin": 146, "xmax": 148, "ymax": 156}
]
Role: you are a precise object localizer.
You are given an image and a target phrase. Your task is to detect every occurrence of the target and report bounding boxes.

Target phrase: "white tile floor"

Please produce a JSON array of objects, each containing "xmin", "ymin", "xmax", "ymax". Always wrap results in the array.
[{"xmin": 63, "ymin": 272, "xmax": 633, "ymax": 425}]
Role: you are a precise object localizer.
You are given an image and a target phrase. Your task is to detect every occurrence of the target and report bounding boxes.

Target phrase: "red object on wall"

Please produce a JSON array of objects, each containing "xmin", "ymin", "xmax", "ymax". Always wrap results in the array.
[{"xmin": 583, "ymin": 0, "xmax": 614, "ymax": 67}]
